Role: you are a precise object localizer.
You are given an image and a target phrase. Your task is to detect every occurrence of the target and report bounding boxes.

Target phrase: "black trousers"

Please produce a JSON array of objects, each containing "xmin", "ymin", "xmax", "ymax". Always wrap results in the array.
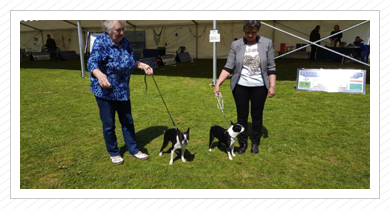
[
  {"xmin": 233, "ymin": 84, "xmax": 268, "ymax": 146},
  {"xmin": 310, "ymin": 45, "xmax": 317, "ymax": 61}
]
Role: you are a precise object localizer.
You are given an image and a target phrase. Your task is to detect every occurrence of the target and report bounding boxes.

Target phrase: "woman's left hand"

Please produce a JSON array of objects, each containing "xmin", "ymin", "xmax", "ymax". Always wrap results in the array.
[
  {"xmin": 268, "ymin": 87, "xmax": 275, "ymax": 98},
  {"xmin": 137, "ymin": 61, "xmax": 153, "ymax": 75},
  {"xmin": 143, "ymin": 65, "xmax": 153, "ymax": 75}
]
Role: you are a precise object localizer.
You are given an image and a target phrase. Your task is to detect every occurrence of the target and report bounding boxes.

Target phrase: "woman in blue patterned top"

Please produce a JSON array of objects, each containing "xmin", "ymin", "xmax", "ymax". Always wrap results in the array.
[{"xmin": 88, "ymin": 20, "xmax": 153, "ymax": 164}]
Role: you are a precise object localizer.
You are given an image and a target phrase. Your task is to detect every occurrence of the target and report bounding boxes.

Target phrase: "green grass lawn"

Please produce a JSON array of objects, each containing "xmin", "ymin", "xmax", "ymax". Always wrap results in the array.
[{"xmin": 20, "ymin": 58, "xmax": 370, "ymax": 189}]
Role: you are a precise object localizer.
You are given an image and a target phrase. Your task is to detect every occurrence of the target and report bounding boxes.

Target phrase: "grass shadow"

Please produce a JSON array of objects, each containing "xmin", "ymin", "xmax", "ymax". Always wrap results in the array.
[
  {"xmin": 159, "ymin": 148, "xmax": 196, "ymax": 164},
  {"xmin": 208, "ymin": 123, "xmax": 269, "ymax": 152},
  {"xmin": 173, "ymin": 149, "xmax": 196, "ymax": 163},
  {"xmin": 120, "ymin": 125, "xmax": 168, "ymax": 156}
]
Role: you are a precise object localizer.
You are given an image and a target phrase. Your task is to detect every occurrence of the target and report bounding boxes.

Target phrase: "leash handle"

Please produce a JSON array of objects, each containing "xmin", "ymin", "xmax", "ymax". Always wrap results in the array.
[
  {"xmin": 216, "ymin": 92, "xmax": 229, "ymax": 129},
  {"xmin": 216, "ymin": 92, "xmax": 223, "ymax": 110}
]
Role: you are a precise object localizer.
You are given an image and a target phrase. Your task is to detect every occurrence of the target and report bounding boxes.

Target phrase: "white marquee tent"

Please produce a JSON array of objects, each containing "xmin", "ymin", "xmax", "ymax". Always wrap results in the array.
[{"xmin": 20, "ymin": 20, "xmax": 370, "ymax": 59}]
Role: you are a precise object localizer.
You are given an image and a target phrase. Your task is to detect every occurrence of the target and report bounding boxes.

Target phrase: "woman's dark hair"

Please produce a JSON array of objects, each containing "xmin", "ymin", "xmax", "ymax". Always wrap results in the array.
[{"xmin": 243, "ymin": 20, "xmax": 261, "ymax": 31}]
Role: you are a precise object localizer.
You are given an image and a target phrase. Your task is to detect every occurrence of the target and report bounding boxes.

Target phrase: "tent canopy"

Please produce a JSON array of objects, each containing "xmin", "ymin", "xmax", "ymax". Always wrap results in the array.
[
  {"xmin": 20, "ymin": 20, "xmax": 370, "ymax": 59},
  {"xmin": 20, "ymin": 20, "xmax": 244, "ymax": 32}
]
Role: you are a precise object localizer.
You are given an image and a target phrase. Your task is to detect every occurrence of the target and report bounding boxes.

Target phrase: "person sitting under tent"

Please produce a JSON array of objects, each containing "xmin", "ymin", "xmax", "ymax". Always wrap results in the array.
[
  {"xmin": 350, "ymin": 36, "xmax": 367, "ymax": 60},
  {"xmin": 329, "ymin": 25, "xmax": 342, "ymax": 47}
]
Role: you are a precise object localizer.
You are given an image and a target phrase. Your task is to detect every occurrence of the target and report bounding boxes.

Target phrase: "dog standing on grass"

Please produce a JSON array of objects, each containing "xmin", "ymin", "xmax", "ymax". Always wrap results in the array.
[
  {"xmin": 209, "ymin": 121, "xmax": 245, "ymax": 160},
  {"xmin": 159, "ymin": 128, "xmax": 190, "ymax": 165}
]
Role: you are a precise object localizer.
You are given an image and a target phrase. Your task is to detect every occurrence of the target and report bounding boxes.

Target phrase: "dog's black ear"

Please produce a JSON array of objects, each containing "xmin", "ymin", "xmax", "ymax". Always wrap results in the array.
[
  {"xmin": 231, "ymin": 121, "xmax": 234, "ymax": 125},
  {"xmin": 186, "ymin": 128, "xmax": 190, "ymax": 133},
  {"xmin": 176, "ymin": 128, "xmax": 180, "ymax": 134}
]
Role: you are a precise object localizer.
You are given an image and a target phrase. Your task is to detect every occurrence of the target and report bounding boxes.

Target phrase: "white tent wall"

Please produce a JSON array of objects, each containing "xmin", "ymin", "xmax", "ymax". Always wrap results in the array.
[
  {"xmin": 194, "ymin": 21, "xmax": 274, "ymax": 59},
  {"xmin": 21, "ymin": 30, "xmax": 87, "ymax": 53},
  {"xmin": 274, "ymin": 20, "xmax": 320, "ymax": 52},
  {"xmin": 21, "ymin": 31, "xmax": 74, "ymax": 53},
  {"xmin": 141, "ymin": 21, "xmax": 274, "ymax": 59},
  {"xmin": 48, "ymin": 30, "xmax": 81, "ymax": 52},
  {"xmin": 273, "ymin": 20, "xmax": 370, "ymax": 53},
  {"xmin": 20, "ymin": 20, "xmax": 370, "ymax": 59},
  {"xmin": 140, "ymin": 25, "xmax": 197, "ymax": 58},
  {"xmin": 20, "ymin": 31, "xmax": 44, "ymax": 53}
]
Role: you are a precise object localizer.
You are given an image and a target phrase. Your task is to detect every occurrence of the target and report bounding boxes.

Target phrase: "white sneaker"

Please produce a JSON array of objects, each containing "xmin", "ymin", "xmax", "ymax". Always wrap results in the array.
[
  {"xmin": 110, "ymin": 156, "xmax": 124, "ymax": 164},
  {"xmin": 130, "ymin": 152, "xmax": 149, "ymax": 160}
]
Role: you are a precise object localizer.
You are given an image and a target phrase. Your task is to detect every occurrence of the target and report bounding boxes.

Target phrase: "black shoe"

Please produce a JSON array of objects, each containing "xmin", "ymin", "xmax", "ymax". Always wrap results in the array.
[
  {"xmin": 238, "ymin": 144, "xmax": 247, "ymax": 154},
  {"xmin": 251, "ymin": 144, "xmax": 259, "ymax": 154}
]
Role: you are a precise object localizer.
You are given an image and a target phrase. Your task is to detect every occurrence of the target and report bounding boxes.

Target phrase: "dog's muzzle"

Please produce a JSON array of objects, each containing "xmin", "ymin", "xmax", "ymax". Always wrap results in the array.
[{"xmin": 183, "ymin": 140, "xmax": 188, "ymax": 145}]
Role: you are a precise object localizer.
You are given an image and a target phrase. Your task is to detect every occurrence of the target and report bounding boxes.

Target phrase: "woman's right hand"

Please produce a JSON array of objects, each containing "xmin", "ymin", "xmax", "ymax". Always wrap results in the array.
[
  {"xmin": 213, "ymin": 85, "xmax": 220, "ymax": 97},
  {"xmin": 213, "ymin": 69, "xmax": 231, "ymax": 97},
  {"xmin": 97, "ymin": 73, "xmax": 111, "ymax": 88},
  {"xmin": 92, "ymin": 68, "xmax": 111, "ymax": 88}
]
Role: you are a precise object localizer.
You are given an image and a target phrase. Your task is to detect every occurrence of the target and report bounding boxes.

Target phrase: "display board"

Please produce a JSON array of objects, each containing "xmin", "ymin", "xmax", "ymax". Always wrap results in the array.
[
  {"xmin": 296, "ymin": 69, "xmax": 366, "ymax": 94},
  {"xmin": 139, "ymin": 57, "xmax": 158, "ymax": 68},
  {"xmin": 31, "ymin": 52, "xmax": 50, "ymax": 60},
  {"xmin": 60, "ymin": 51, "xmax": 79, "ymax": 58},
  {"xmin": 176, "ymin": 52, "xmax": 191, "ymax": 62},
  {"xmin": 161, "ymin": 54, "xmax": 176, "ymax": 66}
]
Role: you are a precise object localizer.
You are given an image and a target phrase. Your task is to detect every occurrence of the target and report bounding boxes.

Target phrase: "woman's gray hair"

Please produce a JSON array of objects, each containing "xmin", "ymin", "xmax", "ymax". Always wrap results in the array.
[
  {"xmin": 101, "ymin": 20, "xmax": 126, "ymax": 33},
  {"xmin": 243, "ymin": 20, "xmax": 261, "ymax": 31}
]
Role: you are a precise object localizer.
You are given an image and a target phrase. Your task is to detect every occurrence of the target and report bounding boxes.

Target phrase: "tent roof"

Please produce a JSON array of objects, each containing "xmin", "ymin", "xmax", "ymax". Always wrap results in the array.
[{"xmin": 20, "ymin": 20, "xmax": 243, "ymax": 32}]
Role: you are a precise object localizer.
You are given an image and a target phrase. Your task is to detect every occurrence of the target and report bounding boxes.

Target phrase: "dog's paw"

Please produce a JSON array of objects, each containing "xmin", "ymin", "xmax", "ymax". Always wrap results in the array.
[
  {"xmin": 232, "ymin": 153, "xmax": 236, "ymax": 157},
  {"xmin": 159, "ymin": 152, "xmax": 162, "ymax": 157},
  {"xmin": 182, "ymin": 158, "xmax": 186, "ymax": 162},
  {"xmin": 209, "ymin": 148, "xmax": 212, "ymax": 152},
  {"xmin": 169, "ymin": 161, "xmax": 173, "ymax": 165},
  {"xmin": 229, "ymin": 158, "xmax": 233, "ymax": 160}
]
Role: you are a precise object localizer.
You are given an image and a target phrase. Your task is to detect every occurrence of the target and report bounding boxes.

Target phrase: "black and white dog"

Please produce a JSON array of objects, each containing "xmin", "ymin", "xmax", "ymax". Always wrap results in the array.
[
  {"xmin": 209, "ymin": 121, "xmax": 245, "ymax": 160},
  {"xmin": 159, "ymin": 128, "xmax": 190, "ymax": 165}
]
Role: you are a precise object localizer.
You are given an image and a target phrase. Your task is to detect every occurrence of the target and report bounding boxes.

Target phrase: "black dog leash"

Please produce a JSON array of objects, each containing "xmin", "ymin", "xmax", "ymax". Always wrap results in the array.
[{"xmin": 144, "ymin": 74, "xmax": 177, "ymax": 129}]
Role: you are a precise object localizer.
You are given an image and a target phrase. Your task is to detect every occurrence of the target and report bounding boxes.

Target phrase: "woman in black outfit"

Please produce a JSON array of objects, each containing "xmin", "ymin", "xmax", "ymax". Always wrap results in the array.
[{"xmin": 213, "ymin": 20, "xmax": 276, "ymax": 154}]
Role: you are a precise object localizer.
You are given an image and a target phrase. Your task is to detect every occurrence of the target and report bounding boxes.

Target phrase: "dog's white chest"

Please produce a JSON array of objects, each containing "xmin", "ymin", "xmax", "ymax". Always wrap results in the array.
[
  {"xmin": 174, "ymin": 135, "xmax": 187, "ymax": 149},
  {"xmin": 169, "ymin": 135, "xmax": 187, "ymax": 165},
  {"xmin": 227, "ymin": 128, "xmax": 237, "ymax": 147},
  {"xmin": 229, "ymin": 138, "xmax": 236, "ymax": 147}
]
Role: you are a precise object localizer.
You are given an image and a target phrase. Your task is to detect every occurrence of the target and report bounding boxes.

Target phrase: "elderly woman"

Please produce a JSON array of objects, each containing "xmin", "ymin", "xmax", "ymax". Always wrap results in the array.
[
  {"xmin": 213, "ymin": 20, "xmax": 276, "ymax": 154},
  {"xmin": 87, "ymin": 20, "xmax": 153, "ymax": 164}
]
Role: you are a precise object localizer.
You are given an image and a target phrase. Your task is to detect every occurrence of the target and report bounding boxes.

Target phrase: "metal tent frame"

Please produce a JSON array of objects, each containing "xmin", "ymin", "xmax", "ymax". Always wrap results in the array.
[{"xmin": 264, "ymin": 20, "xmax": 370, "ymax": 66}]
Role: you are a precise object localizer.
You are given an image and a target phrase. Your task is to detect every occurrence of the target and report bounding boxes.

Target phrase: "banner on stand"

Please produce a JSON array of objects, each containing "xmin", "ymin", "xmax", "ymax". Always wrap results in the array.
[{"xmin": 296, "ymin": 69, "xmax": 366, "ymax": 94}]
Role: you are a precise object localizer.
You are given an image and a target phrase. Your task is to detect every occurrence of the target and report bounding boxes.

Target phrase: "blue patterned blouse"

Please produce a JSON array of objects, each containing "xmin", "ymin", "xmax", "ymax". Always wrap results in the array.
[{"xmin": 87, "ymin": 32, "xmax": 136, "ymax": 101}]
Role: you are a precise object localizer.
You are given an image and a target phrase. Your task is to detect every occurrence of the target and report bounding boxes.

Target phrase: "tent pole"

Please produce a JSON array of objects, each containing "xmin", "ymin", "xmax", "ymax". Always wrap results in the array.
[
  {"xmin": 213, "ymin": 20, "xmax": 217, "ymax": 86},
  {"xmin": 196, "ymin": 24, "xmax": 198, "ymax": 59},
  {"xmin": 77, "ymin": 20, "xmax": 86, "ymax": 78},
  {"xmin": 40, "ymin": 31, "xmax": 44, "ymax": 52}
]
